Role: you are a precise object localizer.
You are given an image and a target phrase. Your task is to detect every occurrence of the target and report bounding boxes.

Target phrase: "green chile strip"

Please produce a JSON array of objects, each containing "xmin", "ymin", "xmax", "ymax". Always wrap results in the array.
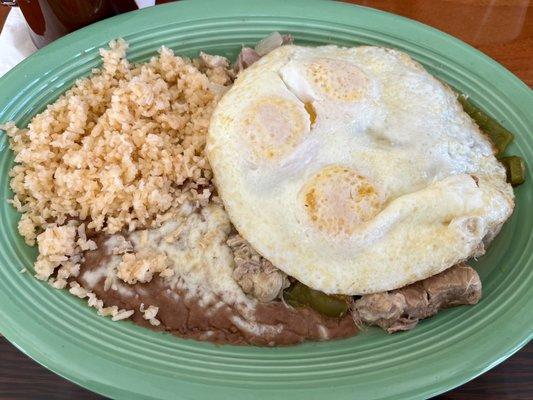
[
  {"xmin": 457, "ymin": 94, "xmax": 514, "ymax": 156},
  {"xmin": 500, "ymin": 156, "xmax": 526, "ymax": 187},
  {"xmin": 285, "ymin": 282, "xmax": 349, "ymax": 318}
]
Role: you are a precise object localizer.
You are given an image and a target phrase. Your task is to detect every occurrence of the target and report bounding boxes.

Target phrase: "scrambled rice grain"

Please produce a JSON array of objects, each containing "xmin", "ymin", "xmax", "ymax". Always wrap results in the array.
[{"xmin": 3, "ymin": 39, "xmax": 232, "ymax": 286}]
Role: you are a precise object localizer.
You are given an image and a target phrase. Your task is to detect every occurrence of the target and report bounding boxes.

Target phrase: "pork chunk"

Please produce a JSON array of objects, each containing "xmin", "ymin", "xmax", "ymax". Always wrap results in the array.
[
  {"xmin": 353, "ymin": 264, "xmax": 482, "ymax": 333},
  {"xmin": 233, "ymin": 47, "xmax": 261, "ymax": 74},
  {"xmin": 227, "ymin": 234, "xmax": 289, "ymax": 302}
]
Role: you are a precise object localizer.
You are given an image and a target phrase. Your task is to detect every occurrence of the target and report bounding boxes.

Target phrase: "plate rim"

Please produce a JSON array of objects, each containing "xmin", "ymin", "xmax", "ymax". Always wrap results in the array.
[{"xmin": 0, "ymin": 1, "xmax": 531, "ymax": 399}]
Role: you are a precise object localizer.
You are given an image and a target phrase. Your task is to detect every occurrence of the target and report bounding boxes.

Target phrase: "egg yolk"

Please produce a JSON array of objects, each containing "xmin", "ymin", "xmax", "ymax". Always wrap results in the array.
[
  {"xmin": 306, "ymin": 58, "xmax": 369, "ymax": 103},
  {"xmin": 302, "ymin": 165, "xmax": 382, "ymax": 235},
  {"xmin": 242, "ymin": 96, "xmax": 309, "ymax": 161}
]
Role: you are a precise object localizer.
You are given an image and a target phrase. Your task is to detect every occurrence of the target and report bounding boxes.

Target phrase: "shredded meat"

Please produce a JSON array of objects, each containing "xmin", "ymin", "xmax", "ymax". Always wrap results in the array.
[
  {"xmin": 353, "ymin": 264, "xmax": 482, "ymax": 333},
  {"xmin": 227, "ymin": 234, "xmax": 289, "ymax": 302},
  {"xmin": 233, "ymin": 47, "xmax": 261, "ymax": 74}
]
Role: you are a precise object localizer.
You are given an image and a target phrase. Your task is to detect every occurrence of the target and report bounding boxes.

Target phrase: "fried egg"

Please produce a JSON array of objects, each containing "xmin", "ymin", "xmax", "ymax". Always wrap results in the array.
[{"xmin": 207, "ymin": 45, "xmax": 514, "ymax": 295}]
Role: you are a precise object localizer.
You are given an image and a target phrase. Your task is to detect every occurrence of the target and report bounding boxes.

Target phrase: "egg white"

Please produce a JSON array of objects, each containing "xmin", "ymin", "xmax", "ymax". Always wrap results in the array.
[{"xmin": 207, "ymin": 45, "xmax": 514, "ymax": 295}]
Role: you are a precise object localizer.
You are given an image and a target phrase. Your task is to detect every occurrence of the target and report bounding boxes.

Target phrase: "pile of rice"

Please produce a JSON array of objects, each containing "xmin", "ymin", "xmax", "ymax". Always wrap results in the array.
[{"xmin": 3, "ymin": 39, "xmax": 232, "ymax": 293}]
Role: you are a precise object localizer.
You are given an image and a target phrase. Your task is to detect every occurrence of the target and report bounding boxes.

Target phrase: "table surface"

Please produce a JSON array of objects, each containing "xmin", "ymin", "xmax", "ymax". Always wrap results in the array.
[{"xmin": 0, "ymin": 1, "xmax": 531, "ymax": 399}]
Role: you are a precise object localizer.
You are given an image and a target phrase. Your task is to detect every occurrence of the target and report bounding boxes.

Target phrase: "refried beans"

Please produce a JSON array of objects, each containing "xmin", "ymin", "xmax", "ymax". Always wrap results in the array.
[{"xmin": 75, "ymin": 204, "xmax": 357, "ymax": 346}]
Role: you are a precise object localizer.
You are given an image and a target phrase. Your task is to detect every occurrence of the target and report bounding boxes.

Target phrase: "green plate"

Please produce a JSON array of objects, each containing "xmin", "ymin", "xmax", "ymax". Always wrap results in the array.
[{"xmin": 0, "ymin": 1, "xmax": 531, "ymax": 399}]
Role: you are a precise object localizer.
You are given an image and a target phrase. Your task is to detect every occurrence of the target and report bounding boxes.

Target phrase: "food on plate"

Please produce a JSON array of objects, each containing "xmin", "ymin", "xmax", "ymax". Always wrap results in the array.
[{"xmin": 1, "ymin": 33, "xmax": 523, "ymax": 346}]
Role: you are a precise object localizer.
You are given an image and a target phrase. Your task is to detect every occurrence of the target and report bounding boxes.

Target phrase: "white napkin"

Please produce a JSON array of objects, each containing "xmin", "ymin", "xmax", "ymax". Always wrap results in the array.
[
  {"xmin": 0, "ymin": 8, "xmax": 37, "ymax": 78},
  {"xmin": 0, "ymin": 1, "xmax": 157, "ymax": 78}
]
